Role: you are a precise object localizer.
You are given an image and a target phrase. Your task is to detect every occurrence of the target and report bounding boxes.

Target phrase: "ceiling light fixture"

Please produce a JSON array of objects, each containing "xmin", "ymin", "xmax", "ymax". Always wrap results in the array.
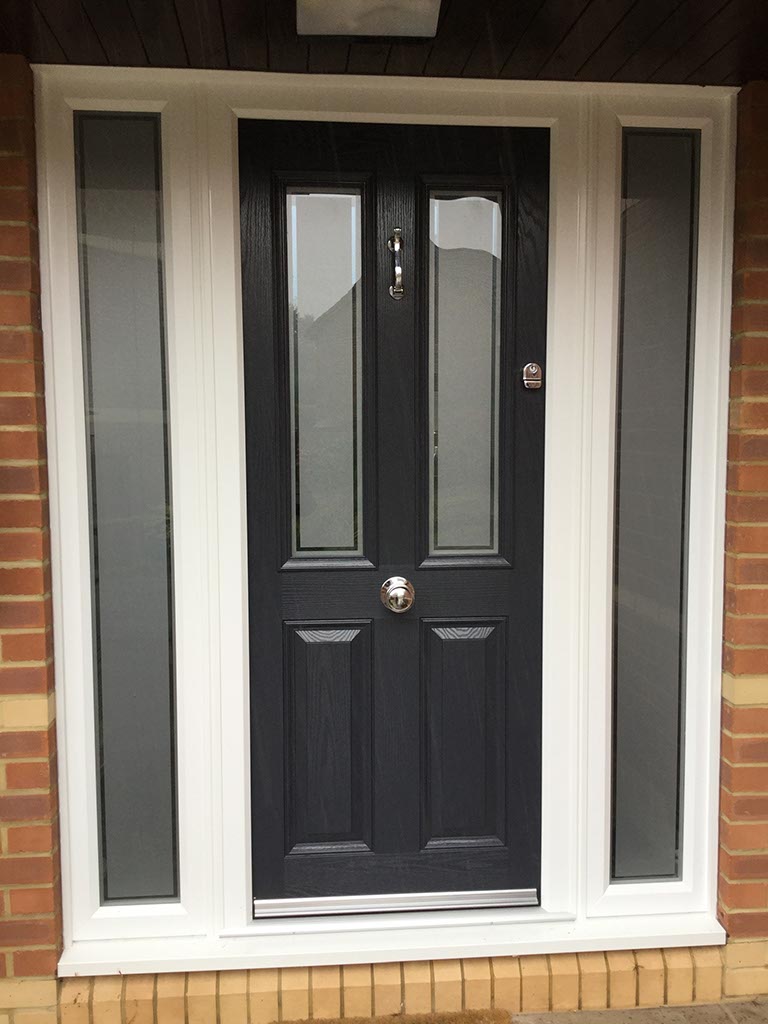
[{"xmin": 296, "ymin": 0, "xmax": 441, "ymax": 37}]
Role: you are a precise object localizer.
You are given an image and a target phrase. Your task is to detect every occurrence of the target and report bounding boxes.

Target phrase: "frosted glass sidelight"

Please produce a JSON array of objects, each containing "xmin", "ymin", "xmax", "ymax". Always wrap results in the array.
[
  {"xmin": 428, "ymin": 192, "xmax": 502, "ymax": 556},
  {"xmin": 611, "ymin": 129, "xmax": 699, "ymax": 881},
  {"xmin": 75, "ymin": 113, "xmax": 178, "ymax": 902}
]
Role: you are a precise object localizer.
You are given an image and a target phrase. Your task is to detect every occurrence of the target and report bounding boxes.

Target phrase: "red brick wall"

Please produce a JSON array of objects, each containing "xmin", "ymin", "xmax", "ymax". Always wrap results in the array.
[
  {"xmin": 720, "ymin": 80, "xmax": 768, "ymax": 940},
  {"xmin": 0, "ymin": 54, "xmax": 61, "ymax": 978}
]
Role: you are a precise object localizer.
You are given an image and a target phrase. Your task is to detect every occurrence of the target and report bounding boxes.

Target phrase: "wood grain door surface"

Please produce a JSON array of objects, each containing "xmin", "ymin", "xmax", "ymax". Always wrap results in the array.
[{"xmin": 240, "ymin": 120, "xmax": 549, "ymax": 910}]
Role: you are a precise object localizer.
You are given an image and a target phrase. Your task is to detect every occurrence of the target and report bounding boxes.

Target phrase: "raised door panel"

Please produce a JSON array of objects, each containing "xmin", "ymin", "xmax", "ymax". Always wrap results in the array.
[
  {"xmin": 422, "ymin": 619, "xmax": 507, "ymax": 849},
  {"xmin": 285, "ymin": 622, "xmax": 372, "ymax": 855}
]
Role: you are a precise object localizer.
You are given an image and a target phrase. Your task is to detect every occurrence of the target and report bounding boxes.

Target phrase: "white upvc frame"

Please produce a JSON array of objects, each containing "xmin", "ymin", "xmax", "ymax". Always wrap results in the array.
[
  {"xmin": 586, "ymin": 98, "xmax": 736, "ymax": 920},
  {"xmin": 34, "ymin": 65, "xmax": 735, "ymax": 976}
]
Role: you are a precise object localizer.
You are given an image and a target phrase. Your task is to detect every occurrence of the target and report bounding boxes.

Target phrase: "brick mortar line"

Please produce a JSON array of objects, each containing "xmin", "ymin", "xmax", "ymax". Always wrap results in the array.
[
  {"xmin": 0, "ymin": 757, "xmax": 50, "ymax": 764},
  {"xmin": 0, "ymin": 491, "xmax": 48, "ymax": 499},
  {"xmin": 0, "ymin": 816, "xmax": 61, "ymax": 831},
  {"xmin": 0, "ymin": 570, "xmax": 50, "ymax": 578},
  {"xmin": 0, "ymin": 527, "xmax": 50, "ymax": 533},
  {"xmin": 0, "ymin": 496, "xmax": 49, "ymax": 502},
  {"xmin": 0, "ymin": 561, "xmax": 48, "ymax": 569},
  {"xmin": 0, "ymin": 597, "xmax": 52, "ymax": 604},
  {"xmin": 716, "ymin": 907, "xmax": 768, "ymax": 916},
  {"xmin": 0, "ymin": 666, "xmax": 51, "ymax": 672},
  {"xmin": 721, "ymin": 845, "xmax": 768, "ymax": 855}
]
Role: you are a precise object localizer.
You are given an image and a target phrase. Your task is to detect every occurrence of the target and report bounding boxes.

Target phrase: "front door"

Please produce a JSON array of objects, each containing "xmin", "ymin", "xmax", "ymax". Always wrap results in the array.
[{"xmin": 240, "ymin": 120, "xmax": 549, "ymax": 914}]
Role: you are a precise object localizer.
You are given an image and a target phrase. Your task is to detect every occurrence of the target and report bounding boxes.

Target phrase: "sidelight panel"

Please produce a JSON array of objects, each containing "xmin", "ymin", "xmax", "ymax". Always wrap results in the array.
[
  {"xmin": 428, "ymin": 192, "xmax": 503, "ymax": 555},
  {"xmin": 75, "ymin": 113, "xmax": 177, "ymax": 902},
  {"xmin": 611, "ymin": 129, "xmax": 699, "ymax": 881},
  {"xmin": 285, "ymin": 189, "xmax": 364, "ymax": 557}
]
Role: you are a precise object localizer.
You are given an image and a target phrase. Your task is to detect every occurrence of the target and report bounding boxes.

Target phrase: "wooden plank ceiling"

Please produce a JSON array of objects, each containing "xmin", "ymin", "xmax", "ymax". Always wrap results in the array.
[{"xmin": 1, "ymin": 0, "xmax": 767, "ymax": 85}]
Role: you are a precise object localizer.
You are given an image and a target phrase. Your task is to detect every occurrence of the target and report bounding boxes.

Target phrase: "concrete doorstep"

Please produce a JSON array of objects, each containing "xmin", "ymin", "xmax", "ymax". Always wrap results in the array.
[{"xmin": 516, "ymin": 1000, "xmax": 768, "ymax": 1024}]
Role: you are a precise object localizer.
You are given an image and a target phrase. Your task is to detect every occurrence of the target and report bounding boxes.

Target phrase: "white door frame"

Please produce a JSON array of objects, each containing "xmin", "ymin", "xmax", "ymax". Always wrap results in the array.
[{"xmin": 35, "ymin": 65, "xmax": 735, "ymax": 974}]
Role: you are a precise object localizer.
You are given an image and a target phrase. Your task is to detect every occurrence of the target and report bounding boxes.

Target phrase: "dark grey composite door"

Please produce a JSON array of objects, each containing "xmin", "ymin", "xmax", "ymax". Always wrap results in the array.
[{"xmin": 240, "ymin": 120, "xmax": 549, "ymax": 912}]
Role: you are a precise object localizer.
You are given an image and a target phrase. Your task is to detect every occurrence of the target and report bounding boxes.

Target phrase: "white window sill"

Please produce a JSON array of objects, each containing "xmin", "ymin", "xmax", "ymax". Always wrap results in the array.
[{"xmin": 57, "ymin": 910, "xmax": 725, "ymax": 976}]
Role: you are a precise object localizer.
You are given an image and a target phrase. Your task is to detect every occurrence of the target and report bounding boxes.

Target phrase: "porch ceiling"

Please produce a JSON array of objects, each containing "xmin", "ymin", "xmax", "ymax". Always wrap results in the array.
[{"xmin": 0, "ymin": 0, "xmax": 767, "ymax": 85}]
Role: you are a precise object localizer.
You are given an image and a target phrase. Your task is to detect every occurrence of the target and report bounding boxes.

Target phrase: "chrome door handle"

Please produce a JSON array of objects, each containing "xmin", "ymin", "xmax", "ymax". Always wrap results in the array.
[
  {"xmin": 380, "ymin": 576, "xmax": 415, "ymax": 613},
  {"xmin": 388, "ymin": 228, "xmax": 404, "ymax": 300}
]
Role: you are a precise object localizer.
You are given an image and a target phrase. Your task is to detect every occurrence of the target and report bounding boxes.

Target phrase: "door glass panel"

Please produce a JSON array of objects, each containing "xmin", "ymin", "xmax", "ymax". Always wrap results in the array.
[
  {"xmin": 611, "ymin": 129, "xmax": 699, "ymax": 881},
  {"xmin": 428, "ymin": 192, "xmax": 502, "ymax": 555},
  {"xmin": 75, "ymin": 112, "xmax": 178, "ymax": 902},
  {"xmin": 286, "ymin": 188, "xmax": 363, "ymax": 557}
]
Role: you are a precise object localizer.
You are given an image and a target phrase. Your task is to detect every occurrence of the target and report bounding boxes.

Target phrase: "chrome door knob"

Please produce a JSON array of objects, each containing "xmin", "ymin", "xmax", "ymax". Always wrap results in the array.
[{"xmin": 380, "ymin": 576, "xmax": 415, "ymax": 613}]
